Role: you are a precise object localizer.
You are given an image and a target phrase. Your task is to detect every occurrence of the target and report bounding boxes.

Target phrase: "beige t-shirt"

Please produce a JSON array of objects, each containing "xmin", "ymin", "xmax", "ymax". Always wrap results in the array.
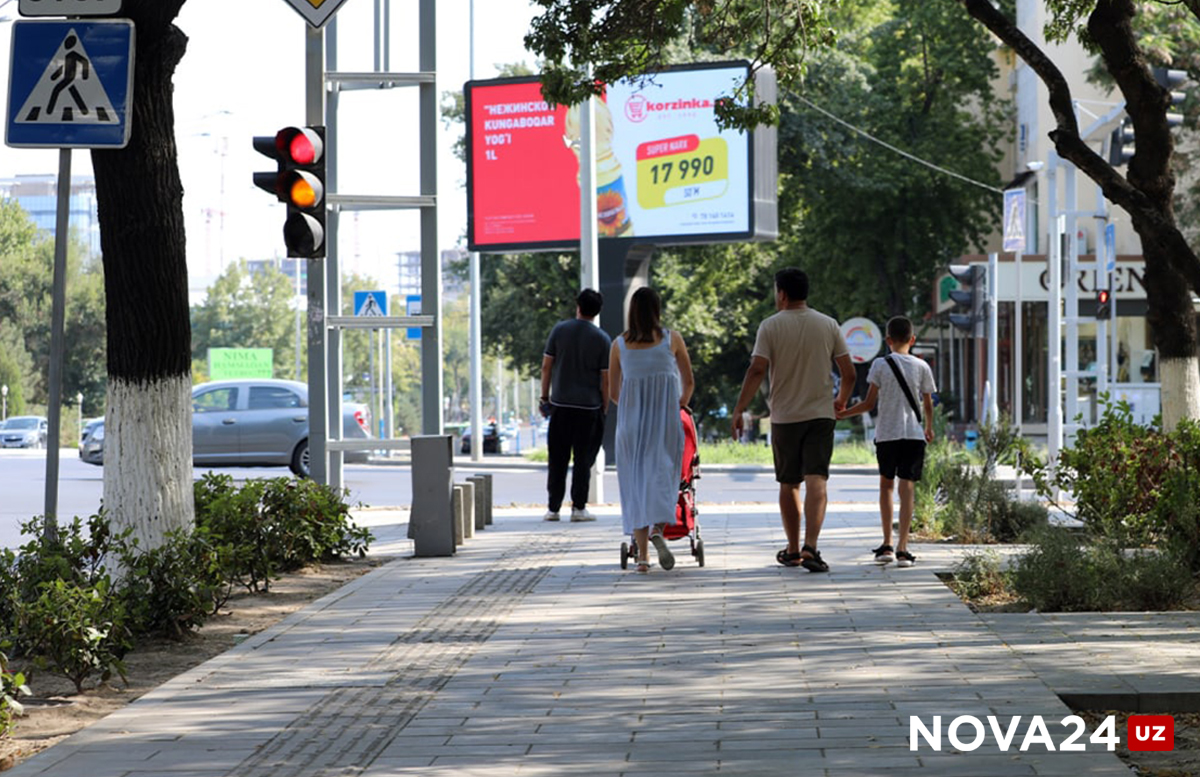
[{"xmin": 751, "ymin": 307, "xmax": 849, "ymax": 423}]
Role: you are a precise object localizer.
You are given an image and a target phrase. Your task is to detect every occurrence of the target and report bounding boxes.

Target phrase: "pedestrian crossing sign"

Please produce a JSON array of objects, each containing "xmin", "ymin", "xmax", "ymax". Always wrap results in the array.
[
  {"xmin": 354, "ymin": 290, "xmax": 388, "ymax": 317},
  {"xmin": 6, "ymin": 19, "xmax": 134, "ymax": 148}
]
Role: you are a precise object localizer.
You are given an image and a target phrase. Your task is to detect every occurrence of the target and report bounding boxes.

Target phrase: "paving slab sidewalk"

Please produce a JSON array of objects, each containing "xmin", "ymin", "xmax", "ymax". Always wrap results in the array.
[{"xmin": 8, "ymin": 504, "xmax": 1196, "ymax": 777}]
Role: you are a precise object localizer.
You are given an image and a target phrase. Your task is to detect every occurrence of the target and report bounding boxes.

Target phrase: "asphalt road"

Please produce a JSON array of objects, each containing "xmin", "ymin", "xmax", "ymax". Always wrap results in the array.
[{"xmin": 0, "ymin": 449, "xmax": 880, "ymax": 551}]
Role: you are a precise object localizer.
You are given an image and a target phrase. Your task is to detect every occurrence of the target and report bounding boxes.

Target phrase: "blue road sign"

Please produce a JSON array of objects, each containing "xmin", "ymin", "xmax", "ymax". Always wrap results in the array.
[
  {"xmin": 354, "ymin": 290, "xmax": 388, "ymax": 317},
  {"xmin": 406, "ymin": 295, "xmax": 421, "ymax": 340},
  {"xmin": 6, "ymin": 19, "xmax": 134, "ymax": 149},
  {"xmin": 1105, "ymin": 223, "xmax": 1116, "ymax": 273}
]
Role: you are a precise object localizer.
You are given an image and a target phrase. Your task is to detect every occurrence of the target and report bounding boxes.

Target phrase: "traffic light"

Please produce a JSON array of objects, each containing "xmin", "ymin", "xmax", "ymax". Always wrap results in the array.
[
  {"xmin": 1109, "ymin": 68, "xmax": 1186, "ymax": 167},
  {"xmin": 253, "ymin": 126, "xmax": 326, "ymax": 258},
  {"xmin": 1152, "ymin": 67, "xmax": 1187, "ymax": 129},
  {"xmin": 1095, "ymin": 288, "xmax": 1112, "ymax": 320},
  {"xmin": 1108, "ymin": 118, "xmax": 1135, "ymax": 166},
  {"xmin": 947, "ymin": 264, "xmax": 983, "ymax": 335}
]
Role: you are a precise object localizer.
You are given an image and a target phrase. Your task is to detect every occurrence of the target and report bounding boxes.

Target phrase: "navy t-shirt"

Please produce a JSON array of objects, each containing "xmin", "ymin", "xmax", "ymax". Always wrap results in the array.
[{"xmin": 544, "ymin": 319, "xmax": 612, "ymax": 409}]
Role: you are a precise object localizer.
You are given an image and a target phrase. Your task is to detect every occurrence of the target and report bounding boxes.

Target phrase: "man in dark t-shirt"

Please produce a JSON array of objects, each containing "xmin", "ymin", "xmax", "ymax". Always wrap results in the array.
[{"xmin": 540, "ymin": 289, "xmax": 612, "ymax": 522}]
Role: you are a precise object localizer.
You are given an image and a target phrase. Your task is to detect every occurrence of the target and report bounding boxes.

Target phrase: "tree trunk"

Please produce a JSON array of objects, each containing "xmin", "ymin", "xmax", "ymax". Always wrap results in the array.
[{"xmin": 93, "ymin": 1, "xmax": 193, "ymax": 547}]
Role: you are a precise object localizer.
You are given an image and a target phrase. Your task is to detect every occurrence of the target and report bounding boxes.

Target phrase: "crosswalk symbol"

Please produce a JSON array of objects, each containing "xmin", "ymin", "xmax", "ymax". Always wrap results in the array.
[
  {"xmin": 352, "ymin": 291, "xmax": 386, "ymax": 316},
  {"xmin": 17, "ymin": 28, "xmax": 118, "ymax": 124}
]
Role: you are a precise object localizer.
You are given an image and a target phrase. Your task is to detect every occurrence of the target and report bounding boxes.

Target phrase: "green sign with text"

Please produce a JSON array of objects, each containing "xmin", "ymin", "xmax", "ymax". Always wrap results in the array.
[{"xmin": 208, "ymin": 348, "xmax": 273, "ymax": 380}]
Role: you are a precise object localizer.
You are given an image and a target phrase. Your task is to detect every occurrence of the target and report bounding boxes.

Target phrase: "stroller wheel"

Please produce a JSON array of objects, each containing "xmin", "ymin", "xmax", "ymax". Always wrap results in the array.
[
  {"xmin": 620, "ymin": 541, "xmax": 630, "ymax": 569},
  {"xmin": 696, "ymin": 537, "xmax": 705, "ymax": 567}
]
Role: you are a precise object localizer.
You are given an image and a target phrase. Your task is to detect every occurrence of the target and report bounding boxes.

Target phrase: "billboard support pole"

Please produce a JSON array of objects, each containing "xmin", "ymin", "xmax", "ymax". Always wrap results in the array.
[{"xmin": 579, "ymin": 94, "xmax": 599, "ymax": 291}]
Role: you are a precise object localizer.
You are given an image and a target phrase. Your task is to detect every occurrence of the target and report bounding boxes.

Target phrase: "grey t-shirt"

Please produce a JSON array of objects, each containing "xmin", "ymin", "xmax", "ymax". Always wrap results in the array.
[
  {"xmin": 867, "ymin": 353, "xmax": 936, "ymax": 443},
  {"xmin": 544, "ymin": 318, "xmax": 612, "ymax": 409}
]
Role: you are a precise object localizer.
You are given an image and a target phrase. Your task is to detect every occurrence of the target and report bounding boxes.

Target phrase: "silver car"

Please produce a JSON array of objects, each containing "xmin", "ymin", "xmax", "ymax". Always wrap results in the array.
[
  {"xmin": 81, "ymin": 379, "xmax": 373, "ymax": 477},
  {"xmin": 1, "ymin": 416, "xmax": 48, "ymax": 448}
]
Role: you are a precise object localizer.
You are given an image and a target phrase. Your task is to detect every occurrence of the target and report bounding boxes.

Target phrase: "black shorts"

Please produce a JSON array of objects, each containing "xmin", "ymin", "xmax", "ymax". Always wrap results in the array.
[
  {"xmin": 875, "ymin": 439, "xmax": 927, "ymax": 481},
  {"xmin": 771, "ymin": 418, "xmax": 836, "ymax": 482}
]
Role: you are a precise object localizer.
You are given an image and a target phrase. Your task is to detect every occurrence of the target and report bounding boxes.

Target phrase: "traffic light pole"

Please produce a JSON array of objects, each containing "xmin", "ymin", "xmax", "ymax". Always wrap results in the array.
[{"xmin": 305, "ymin": 25, "xmax": 329, "ymax": 486}]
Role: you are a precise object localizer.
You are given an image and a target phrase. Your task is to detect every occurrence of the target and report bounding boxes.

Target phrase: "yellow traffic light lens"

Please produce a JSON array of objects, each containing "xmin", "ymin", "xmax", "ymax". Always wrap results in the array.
[{"xmin": 290, "ymin": 178, "xmax": 318, "ymax": 209}]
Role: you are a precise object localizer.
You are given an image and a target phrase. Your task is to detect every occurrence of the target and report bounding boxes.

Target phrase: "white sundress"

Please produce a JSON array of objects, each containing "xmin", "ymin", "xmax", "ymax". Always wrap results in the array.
[{"xmin": 615, "ymin": 331, "xmax": 684, "ymax": 535}]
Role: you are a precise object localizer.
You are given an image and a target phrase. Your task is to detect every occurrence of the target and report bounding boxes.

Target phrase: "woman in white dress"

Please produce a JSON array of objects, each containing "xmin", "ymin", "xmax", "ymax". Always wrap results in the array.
[{"xmin": 608, "ymin": 287, "xmax": 695, "ymax": 573}]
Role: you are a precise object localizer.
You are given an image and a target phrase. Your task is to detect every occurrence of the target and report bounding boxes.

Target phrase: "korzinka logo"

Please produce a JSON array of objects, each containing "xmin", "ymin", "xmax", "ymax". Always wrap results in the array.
[{"xmin": 623, "ymin": 93, "xmax": 714, "ymax": 123}]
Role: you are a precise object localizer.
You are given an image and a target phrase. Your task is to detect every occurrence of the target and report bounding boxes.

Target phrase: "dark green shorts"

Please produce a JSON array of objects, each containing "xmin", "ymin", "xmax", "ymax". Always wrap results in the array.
[{"xmin": 771, "ymin": 418, "xmax": 836, "ymax": 483}]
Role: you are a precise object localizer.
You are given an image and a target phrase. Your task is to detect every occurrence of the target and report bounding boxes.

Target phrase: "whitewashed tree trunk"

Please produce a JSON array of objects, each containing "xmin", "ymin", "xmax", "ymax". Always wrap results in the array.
[
  {"xmin": 1159, "ymin": 356, "xmax": 1200, "ymax": 433},
  {"xmin": 103, "ymin": 377, "xmax": 193, "ymax": 548},
  {"xmin": 91, "ymin": 3, "xmax": 192, "ymax": 551}
]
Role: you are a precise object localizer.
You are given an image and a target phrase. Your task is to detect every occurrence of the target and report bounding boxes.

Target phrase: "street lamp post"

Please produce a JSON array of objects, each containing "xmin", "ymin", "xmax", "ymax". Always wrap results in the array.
[
  {"xmin": 76, "ymin": 392, "xmax": 83, "ymax": 445},
  {"xmin": 1, "ymin": 384, "xmax": 7, "ymax": 421}
]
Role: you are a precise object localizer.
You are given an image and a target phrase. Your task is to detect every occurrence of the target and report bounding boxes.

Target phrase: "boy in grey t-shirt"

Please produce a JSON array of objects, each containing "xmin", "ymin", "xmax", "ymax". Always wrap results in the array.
[{"xmin": 838, "ymin": 316, "xmax": 935, "ymax": 567}]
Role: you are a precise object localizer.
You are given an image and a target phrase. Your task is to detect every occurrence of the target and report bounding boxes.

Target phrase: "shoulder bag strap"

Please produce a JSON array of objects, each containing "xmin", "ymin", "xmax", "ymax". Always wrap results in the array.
[{"xmin": 884, "ymin": 354, "xmax": 923, "ymax": 425}]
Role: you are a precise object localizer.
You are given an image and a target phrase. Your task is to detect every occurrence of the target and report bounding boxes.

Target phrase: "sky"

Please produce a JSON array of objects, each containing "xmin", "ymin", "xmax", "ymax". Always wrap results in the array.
[{"xmin": 0, "ymin": 0, "xmax": 540, "ymax": 300}]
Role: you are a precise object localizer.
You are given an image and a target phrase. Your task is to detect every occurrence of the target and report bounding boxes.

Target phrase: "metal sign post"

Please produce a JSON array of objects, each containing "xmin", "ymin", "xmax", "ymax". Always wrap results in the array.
[{"xmin": 6, "ymin": 18, "xmax": 133, "ymax": 539}]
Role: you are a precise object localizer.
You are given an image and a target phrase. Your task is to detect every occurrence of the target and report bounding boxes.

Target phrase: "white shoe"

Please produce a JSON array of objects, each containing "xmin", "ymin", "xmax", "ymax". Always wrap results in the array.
[
  {"xmin": 570, "ymin": 507, "xmax": 596, "ymax": 522},
  {"xmin": 543, "ymin": 510, "xmax": 560, "ymax": 522},
  {"xmin": 649, "ymin": 532, "xmax": 675, "ymax": 570}
]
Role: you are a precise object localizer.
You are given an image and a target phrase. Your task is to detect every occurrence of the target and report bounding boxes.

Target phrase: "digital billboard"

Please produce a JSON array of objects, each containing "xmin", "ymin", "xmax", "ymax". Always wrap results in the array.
[{"xmin": 465, "ymin": 62, "xmax": 773, "ymax": 252}]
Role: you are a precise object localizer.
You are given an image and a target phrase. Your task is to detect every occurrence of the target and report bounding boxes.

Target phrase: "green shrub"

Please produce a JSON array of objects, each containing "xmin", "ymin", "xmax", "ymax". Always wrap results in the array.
[
  {"xmin": 194, "ymin": 475, "xmax": 372, "ymax": 592},
  {"xmin": 17, "ymin": 578, "xmax": 131, "ymax": 693},
  {"xmin": 915, "ymin": 419, "xmax": 1045, "ymax": 542},
  {"xmin": 114, "ymin": 528, "xmax": 230, "ymax": 640},
  {"xmin": 950, "ymin": 550, "xmax": 1010, "ymax": 601},
  {"xmin": 1, "ymin": 647, "xmax": 31, "ymax": 737},
  {"xmin": 1021, "ymin": 400, "xmax": 1200, "ymax": 570},
  {"xmin": 1010, "ymin": 528, "xmax": 1194, "ymax": 612},
  {"xmin": 258, "ymin": 478, "xmax": 371, "ymax": 568}
]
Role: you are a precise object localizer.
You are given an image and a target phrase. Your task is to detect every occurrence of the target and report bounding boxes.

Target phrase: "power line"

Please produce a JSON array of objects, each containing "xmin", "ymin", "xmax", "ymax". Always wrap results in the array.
[{"xmin": 792, "ymin": 93, "xmax": 1007, "ymax": 196}]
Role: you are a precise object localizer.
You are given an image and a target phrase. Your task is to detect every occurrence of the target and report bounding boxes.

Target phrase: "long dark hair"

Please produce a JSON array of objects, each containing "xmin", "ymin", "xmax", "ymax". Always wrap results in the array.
[{"xmin": 625, "ymin": 287, "xmax": 662, "ymax": 344}]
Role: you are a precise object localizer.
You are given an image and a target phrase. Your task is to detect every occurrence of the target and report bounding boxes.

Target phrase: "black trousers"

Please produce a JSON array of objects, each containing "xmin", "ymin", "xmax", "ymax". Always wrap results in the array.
[{"xmin": 546, "ymin": 406, "xmax": 605, "ymax": 513}]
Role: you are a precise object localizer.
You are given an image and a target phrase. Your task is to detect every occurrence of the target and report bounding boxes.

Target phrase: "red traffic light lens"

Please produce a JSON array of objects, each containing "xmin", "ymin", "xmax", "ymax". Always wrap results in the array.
[
  {"xmin": 289, "ymin": 133, "xmax": 318, "ymax": 165},
  {"xmin": 1097, "ymin": 290, "xmax": 1110, "ymax": 303},
  {"xmin": 275, "ymin": 127, "xmax": 324, "ymax": 166}
]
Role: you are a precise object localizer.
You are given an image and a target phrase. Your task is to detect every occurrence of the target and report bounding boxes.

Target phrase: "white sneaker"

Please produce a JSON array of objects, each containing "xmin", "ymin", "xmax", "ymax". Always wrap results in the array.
[
  {"xmin": 570, "ymin": 507, "xmax": 596, "ymax": 522},
  {"xmin": 543, "ymin": 510, "xmax": 560, "ymax": 522},
  {"xmin": 649, "ymin": 532, "xmax": 675, "ymax": 570}
]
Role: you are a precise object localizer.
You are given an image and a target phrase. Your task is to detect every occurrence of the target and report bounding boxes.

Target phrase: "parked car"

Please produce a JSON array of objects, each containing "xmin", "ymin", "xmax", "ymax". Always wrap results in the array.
[
  {"xmin": 79, "ymin": 418, "xmax": 105, "ymax": 465},
  {"xmin": 460, "ymin": 421, "xmax": 507, "ymax": 454},
  {"xmin": 1, "ymin": 416, "xmax": 48, "ymax": 449},
  {"xmin": 80, "ymin": 416, "xmax": 103, "ymax": 444},
  {"xmin": 79, "ymin": 379, "xmax": 373, "ymax": 477}
]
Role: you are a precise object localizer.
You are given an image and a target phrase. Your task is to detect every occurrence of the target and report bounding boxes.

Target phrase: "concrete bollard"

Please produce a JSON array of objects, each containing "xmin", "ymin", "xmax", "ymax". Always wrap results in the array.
[
  {"xmin": 451, "ymin": 484, "xmax": 465, "ymax": 546},
  {"xmin": 467, "ymin": 475, "xmax": 487, "ymax": 531},
  {"xmin": 474, "ymin": 473, "xmax": 493, "ymax": 526},
  {"xmin": 459, "ymin": 480, "xmax": 476, "ymax": 540},
  {"xmin": 410, "ymin": 435, "xmax": 455, "ymax": 557}
]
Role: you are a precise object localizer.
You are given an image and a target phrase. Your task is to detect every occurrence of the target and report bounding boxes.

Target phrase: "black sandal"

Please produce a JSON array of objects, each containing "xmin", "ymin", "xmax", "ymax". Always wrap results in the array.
[
  {"xmin": 776, "ymin": 548, "xmax": 803, "ymax": 567},
  {"xmin": 800, "ymin": 545, "xmax": 829, "ymax": 573}
]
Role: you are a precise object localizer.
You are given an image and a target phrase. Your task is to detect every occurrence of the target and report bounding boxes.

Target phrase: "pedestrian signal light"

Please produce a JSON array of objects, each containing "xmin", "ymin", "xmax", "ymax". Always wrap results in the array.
[
  {"xmin": 1096, "ymin": 288, "xmax": 1113, "ymax": 320},
  {"xmin": 253, "ymin": 126, "xmax": 326, "ymax": 258}
]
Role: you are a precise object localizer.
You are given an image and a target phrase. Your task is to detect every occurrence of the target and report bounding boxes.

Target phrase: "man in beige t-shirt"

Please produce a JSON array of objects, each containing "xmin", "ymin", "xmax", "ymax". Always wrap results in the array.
[{"xmin": 732, "ymin": 267, "xmax": 855, "ymax": 572}]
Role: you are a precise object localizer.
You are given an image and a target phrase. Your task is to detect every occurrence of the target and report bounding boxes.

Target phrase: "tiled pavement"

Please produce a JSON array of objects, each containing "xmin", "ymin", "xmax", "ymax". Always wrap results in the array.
[{"xmin": 8, "ymin": 503, "xmax": 1200, "ymax": 776}]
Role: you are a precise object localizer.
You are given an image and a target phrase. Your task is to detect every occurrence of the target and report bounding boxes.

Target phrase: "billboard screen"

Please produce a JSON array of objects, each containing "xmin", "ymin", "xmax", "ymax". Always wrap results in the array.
[{"xmin": 466, "ymin": 62, "xmax": 758, "ymax": 252}]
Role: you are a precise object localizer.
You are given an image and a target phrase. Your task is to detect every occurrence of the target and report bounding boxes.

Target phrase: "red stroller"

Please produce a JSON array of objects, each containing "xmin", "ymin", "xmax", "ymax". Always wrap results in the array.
[{"xmin": 621, "ymin": 407, "xmax": 705, "ymax": 568}]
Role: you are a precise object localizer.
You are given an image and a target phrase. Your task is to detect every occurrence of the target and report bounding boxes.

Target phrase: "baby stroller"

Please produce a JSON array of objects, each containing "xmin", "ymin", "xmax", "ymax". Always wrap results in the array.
[{"xmin": 621, "ymin": 407, "xmax": 705, "ymax": 568}]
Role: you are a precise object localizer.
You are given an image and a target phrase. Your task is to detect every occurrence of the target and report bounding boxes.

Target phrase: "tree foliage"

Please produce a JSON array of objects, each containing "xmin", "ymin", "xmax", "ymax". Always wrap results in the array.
[
  {"xmin": 783, "ymin": 0, "xmax": 1006, "ymax": 320},
  {"xmin": 190, "ymin": 260, "xmax": 300, "ymax": 381},
  {"xmin": 0, "ymin": 199, "xmax": 106, "ymax": 414},
  {"xmin": 526, "ymin": 0, "xmax": 835, "ymax": 128}
]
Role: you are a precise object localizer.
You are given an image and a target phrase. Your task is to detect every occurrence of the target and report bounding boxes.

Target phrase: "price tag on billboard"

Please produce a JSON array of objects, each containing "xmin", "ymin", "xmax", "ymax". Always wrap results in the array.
[{"xmin": 635, "ymin": 135, "xmax": 729, "ymax": 209}]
